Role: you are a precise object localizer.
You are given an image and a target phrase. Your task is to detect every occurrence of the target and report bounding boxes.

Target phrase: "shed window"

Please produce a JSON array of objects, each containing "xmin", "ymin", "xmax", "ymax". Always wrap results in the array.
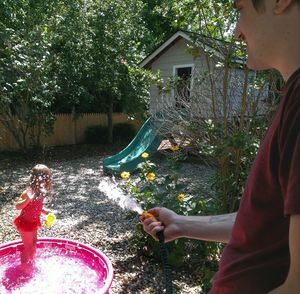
[{"xmin": 174, "ymin": 66, "xmax": 192, "ymax": 107}]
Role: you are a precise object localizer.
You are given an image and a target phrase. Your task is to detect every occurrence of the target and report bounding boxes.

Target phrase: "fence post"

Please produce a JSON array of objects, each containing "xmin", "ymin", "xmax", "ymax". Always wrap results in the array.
[{"xmin": 71, "ymin": 107, "xmax": 77, "ymax": 144}]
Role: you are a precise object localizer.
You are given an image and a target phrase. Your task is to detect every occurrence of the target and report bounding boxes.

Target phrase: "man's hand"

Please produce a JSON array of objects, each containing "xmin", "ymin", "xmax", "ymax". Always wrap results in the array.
[{"xmin": 140, "ymin": 207, "xmax": 181, "ymax": 242}]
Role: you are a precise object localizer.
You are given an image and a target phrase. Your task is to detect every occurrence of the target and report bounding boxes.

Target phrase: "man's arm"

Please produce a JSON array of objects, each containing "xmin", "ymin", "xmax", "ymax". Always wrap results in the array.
[
  {"xmin": 141, "ymin": 207, "xmax": 236, "ymax": 244},
  {"xmin": 177, "ymin": 213, "xmax": 237, "ymax": 243},
  {"xmin": 269, "ymin": 214, "xmax": 300, "ymax": 293}
]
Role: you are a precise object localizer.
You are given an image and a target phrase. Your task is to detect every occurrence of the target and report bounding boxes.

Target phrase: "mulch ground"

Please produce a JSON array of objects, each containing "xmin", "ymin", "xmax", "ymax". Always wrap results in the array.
[{"xmin": 0, "ymin": 144, "xmax": 215, "ymax": 293}]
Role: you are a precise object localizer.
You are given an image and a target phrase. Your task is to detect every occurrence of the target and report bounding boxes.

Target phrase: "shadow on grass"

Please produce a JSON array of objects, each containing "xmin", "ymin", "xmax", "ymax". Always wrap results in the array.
[{"xmin": 107, "ymin": 237, "xmax": 205, "ymax": 293}]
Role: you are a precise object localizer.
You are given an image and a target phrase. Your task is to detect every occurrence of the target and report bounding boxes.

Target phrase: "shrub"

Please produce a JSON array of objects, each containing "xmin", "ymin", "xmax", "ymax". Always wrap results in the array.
[
  {"xmin": 84, "ymin": 125, "xmax": 109, "ymax": 144},
  {"xmin": 113, "ymin": 122, "xmax": 136, "ymax": 144},
  {"xmin": 203, "ymin": 117, "xmax": 268, "ymax": 213},
  {"xmin": 85, "ymin": 123, "xmax": 136, "ymax": 144},
  {"xmin": 119, "ymin": 151, "xmax": 221, "ymax": 291}
]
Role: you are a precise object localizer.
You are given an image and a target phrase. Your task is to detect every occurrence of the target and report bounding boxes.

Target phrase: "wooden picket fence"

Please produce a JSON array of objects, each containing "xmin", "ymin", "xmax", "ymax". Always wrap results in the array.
[{"xmin": 0, "ymin": 113, "xmax": 142, "ymax": 151}]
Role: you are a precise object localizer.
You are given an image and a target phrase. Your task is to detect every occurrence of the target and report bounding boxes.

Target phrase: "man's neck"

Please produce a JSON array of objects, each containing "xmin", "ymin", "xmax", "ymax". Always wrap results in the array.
[
  {"xmin": 271, "ymin": 4, "xmax": 300, "ymax": 81},
  {"xmin": 281, "ymin": 64, "xmax": 300, "ymax": 82}
]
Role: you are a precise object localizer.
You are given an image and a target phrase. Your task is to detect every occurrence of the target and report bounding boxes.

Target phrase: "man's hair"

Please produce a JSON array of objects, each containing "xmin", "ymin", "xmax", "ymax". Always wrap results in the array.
[{"xmin": 252, "ymin": 0, "xmax": 300, "ymax": 11}]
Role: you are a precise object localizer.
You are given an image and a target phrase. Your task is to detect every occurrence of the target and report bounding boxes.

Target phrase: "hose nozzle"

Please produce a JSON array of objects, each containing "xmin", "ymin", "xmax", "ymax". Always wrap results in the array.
[
  {"xmin": 141, "ymin": 211, "xmax": 158, "ymax": 222},
  {"xmin": 141, "ymin": 211, "xmax": 164, "ymax": 242}
]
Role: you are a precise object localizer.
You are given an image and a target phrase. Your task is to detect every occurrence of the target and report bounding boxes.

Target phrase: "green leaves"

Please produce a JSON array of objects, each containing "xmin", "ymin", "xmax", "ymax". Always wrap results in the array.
[
  {"xmin": 0, "ymin": 1, "xmax": 58, "ymax": 149},
  {"xmin": 0, "ymin": 0, "xmax": 155, "ymax": 149}
]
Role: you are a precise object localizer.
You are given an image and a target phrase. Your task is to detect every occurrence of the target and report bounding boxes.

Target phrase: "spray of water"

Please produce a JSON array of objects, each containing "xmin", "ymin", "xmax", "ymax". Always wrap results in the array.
[{"xmin": 98, "ymin": 177, "xmax": 143, "ymax": 215}]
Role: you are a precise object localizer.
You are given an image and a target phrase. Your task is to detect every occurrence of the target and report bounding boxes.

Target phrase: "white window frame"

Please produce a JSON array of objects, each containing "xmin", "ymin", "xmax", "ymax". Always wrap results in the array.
[{"xmin": 172, "ymin": 64, "xmax": 195, "ymax": 99}]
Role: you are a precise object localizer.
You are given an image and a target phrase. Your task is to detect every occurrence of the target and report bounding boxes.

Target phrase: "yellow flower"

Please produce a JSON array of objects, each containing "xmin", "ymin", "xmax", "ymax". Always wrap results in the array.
[
  {"xmin": 141, "ymin": 152, "xmax": 149, "ymax": 158},
  {"xmin": 177, "ymin": 194, "xmax": 185, "ymax": 201},
  {"xmin": 170, "ymin": 145, "xmax": 179, "ymax": 151},
  {"xmin": 146, "ymin": 172, "xmax": 155, "ymax": 181},
  {"xmin": 121, "ymin": 171, "xmax": 130, "ymax": 180}
]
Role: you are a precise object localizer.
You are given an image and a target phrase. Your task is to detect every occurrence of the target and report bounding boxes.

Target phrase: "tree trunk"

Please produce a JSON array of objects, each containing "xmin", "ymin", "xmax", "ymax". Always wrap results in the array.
[{"xmin": 107, "ymin": 98, "xmax": 113, "ymax": 144}]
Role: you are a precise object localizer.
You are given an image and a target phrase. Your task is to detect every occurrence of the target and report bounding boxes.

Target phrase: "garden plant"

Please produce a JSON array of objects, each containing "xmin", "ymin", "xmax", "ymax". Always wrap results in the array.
[{"xmin": 119, "ymin": 151, "xmax": 222, "ymax": 292}]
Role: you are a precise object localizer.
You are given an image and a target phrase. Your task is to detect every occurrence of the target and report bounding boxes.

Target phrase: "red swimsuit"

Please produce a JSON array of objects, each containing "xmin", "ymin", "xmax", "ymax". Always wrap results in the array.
[{"xmin": 14, "ymin": 189, "xmax": 44, "ymax": 232}]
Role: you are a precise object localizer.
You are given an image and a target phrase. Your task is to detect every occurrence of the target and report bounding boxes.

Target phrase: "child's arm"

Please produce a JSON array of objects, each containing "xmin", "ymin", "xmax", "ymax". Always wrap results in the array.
[
  {"xmin": 15, "ymin": 191, "xmax": 31, "ymax": 210},
  {"xmin": 41, "ymin": 207, "xmax": 51, "ymax": 215}
]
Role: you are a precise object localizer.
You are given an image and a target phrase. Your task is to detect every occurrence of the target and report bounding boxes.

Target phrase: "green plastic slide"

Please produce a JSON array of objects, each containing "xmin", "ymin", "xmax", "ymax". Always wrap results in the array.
[{"xmin": 103, "ymin": 117, "xmax": 163, "ymax": 174}]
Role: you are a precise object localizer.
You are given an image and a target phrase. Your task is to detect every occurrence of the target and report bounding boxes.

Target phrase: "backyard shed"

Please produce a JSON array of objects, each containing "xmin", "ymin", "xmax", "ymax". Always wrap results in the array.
[{"xmin": 140, "ymin": 30, "xmax": 263, "ymax": 117}]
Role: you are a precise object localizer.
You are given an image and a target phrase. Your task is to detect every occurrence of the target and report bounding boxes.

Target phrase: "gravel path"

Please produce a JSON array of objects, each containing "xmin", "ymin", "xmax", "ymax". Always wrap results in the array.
[{"xmin": 0, "ymin": 145, "xmax": 215, "ymax": 293}]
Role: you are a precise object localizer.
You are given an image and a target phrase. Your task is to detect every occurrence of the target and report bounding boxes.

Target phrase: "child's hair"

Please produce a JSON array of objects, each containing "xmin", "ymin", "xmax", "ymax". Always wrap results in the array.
[{"xmin": 30, "ymin": 164, "xmax": 53, "ymax": 199}]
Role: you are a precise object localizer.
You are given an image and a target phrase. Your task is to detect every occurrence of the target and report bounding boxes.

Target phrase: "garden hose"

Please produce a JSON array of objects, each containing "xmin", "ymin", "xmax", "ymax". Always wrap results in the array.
[{"xmin": 141, "ymin": 212, "xmax": 174, "ymax": 294}]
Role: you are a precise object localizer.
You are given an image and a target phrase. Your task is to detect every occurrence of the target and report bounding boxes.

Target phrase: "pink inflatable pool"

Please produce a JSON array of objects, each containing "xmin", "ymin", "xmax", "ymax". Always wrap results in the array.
[{"xmin": 0, "ymin": 237, "xmax": 113, "ymax": 293}]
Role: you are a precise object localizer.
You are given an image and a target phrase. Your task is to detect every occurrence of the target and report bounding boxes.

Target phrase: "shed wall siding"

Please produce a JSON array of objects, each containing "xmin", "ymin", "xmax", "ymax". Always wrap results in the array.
[
  {"xmin": 149, "ymin": 38, "xmax": 212, "ymax": 114},
  {"xmin": 145, "ymin": 32, "xmax": 268, "ymax": 119}
]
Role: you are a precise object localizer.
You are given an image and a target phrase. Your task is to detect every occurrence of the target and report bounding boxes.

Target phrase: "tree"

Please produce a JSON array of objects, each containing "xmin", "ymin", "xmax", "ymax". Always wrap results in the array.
[
  {"xmin": 148, "ymin": 0, "xmax": 280, "ymax": 213},
  {"xmin": 140, "ymin": 0, "xmax": 178, "ymax": 53},
  {"xmin": 78, "ymin": 0, "xmax": 153, "ymax": 143},
  {"xmin": 0, "ymin": 0, "xmax": 59, "ymax": 150},
  {"xmin": 0, "ymin": 0, "xmax": 154, "ymax": 148}
]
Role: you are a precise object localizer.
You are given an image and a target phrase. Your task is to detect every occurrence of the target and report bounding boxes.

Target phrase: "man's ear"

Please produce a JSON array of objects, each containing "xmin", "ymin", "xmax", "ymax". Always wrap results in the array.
[{"xmin": 273, "ymin": 0, "xmax": 294, "ymax": 14}]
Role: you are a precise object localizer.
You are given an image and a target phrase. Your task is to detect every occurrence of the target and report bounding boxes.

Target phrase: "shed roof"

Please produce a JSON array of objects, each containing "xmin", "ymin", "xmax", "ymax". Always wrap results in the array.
[{"xmin": 139, "ymin": 30, "xmax": 244, "ymax": 69}]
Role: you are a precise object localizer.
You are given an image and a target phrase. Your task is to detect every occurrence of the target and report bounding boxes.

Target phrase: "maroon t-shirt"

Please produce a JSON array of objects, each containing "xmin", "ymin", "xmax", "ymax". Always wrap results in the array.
[{"xmin": 210, "ymin": 68, "xmax": 300, "ymax": 294}]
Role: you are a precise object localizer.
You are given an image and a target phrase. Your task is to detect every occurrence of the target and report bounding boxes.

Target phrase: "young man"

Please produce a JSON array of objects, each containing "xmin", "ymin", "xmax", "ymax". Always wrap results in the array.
[{"xmin": 141, "ymin": 0, "xmax": 300, "ymax": 293}]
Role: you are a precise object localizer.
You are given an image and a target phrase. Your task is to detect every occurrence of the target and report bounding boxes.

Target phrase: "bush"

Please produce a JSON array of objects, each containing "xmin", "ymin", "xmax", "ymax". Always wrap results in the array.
[
  {"xmin": 113, "ymin": 122, "xmax": 136, "ymax": 144},
  {"xmin": 85, "ymin": 123, "xmax": 136, "ymax": 144},
  {"xmin": 85, "ymin": 125, "xmax": 109, "ymax": 144},
  {"xmin": 203, "ymin": 117, "xmax": 268, "ymax": 213},
  {"xmin": 119, "ymin": 151, "xmax": 221, "ymax": 291}
]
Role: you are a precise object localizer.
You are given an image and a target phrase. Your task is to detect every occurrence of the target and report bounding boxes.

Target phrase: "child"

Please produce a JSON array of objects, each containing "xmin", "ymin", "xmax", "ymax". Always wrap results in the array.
[{"xmin": 14, "ymin": 164, "xmax": 53, "ymax": 265}]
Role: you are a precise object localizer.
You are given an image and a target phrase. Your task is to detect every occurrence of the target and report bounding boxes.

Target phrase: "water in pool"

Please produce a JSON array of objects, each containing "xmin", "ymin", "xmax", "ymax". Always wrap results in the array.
[{"xmin": 0, "ymin": 246, "xmax": 106, "ymax": 293}]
